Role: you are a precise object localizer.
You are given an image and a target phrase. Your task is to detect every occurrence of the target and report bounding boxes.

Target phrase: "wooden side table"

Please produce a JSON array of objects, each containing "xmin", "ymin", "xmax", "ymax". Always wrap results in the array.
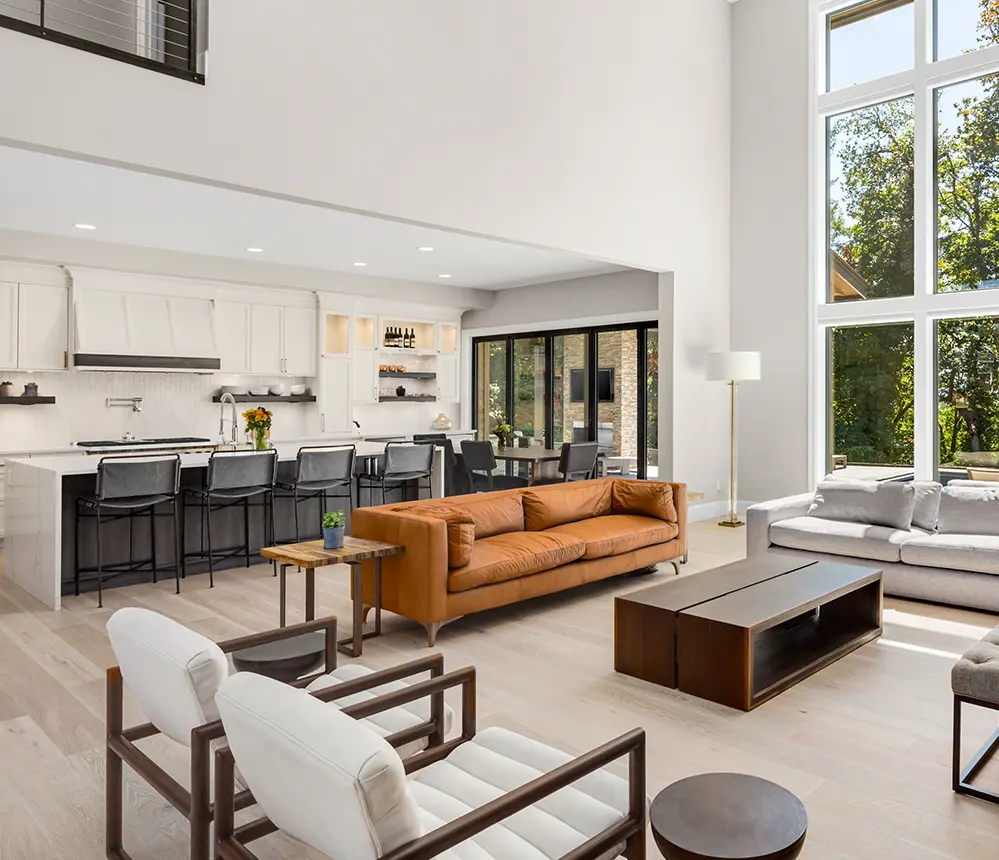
[
  {"xmin": 650, "ymin": 773, "xmax": 806, "ymax": 860},
  {"xmin": 261, "ymin": 536, "xmax": 404, "ymax": 657}
]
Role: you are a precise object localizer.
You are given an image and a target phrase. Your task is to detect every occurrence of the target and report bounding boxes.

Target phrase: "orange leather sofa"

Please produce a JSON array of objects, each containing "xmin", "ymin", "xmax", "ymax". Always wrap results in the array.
[{"xmin": 352, "ymin": 478, "xmax": 686, "ymax": 645}]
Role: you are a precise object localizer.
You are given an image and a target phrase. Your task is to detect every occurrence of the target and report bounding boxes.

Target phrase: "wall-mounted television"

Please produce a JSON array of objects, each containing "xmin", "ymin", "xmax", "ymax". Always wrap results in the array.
[{"xmin": 569, "ymin": 367, "xmax": 615, "ymax": 403}]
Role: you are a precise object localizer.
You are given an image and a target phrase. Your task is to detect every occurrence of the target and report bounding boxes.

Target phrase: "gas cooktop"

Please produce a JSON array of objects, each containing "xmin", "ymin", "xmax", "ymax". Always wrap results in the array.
[{"xmin": 76, "ymin": 437, "xmax": 212, "ymax": 448}]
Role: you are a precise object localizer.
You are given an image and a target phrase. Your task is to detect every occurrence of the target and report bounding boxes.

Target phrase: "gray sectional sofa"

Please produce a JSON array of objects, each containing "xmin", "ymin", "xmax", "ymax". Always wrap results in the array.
[{"xmin": 747, "ymin": 478, "xmax": 999, "ymax": 613}]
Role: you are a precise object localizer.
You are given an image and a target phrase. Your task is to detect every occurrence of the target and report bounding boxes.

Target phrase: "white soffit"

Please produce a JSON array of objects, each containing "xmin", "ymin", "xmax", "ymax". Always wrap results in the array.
[{"xmin": 0, "ymin": 146, "xmax": 628, "ymax": 290}]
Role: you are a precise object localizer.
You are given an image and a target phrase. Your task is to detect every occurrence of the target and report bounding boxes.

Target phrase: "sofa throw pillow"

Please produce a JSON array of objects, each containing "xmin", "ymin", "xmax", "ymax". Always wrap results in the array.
[
  {"xmin": 910, "ymin": 481, "xmax": 943, "ymax": 531},
  {"xmin": 611, "ymin": 480, "xmax": 677, "ymax": 523},
  {"xmin": 395, "ymin": 505, "xmax": 475, "ymax": 568},
  {"xmin": 522, "ymin": 481, "xmax": 613, "ymax": 531},
  {"xmin": 807, "ymin": 480, "xmax": 916, "ymax": 531},
  {"xmin": 452, "ymin": 493, "xmax": 525, "ymax": 540},
  {"xmin": 937, "ymin": 487, "xmax": 999, "ymax": 537},
  {"xmin": 821, "ymin": 474, "xmax": 941, "ymax": 531}
]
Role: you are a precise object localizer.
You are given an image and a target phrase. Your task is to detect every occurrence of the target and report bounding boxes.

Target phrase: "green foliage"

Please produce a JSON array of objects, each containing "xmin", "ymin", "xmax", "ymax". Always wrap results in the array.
[
  {"xmin": 322, "ymin": 510, "xmax": 345, "ymax": 529},
  {"xmin": 831, "ymin": 2, "xmax": 999, "ymax": 467}
]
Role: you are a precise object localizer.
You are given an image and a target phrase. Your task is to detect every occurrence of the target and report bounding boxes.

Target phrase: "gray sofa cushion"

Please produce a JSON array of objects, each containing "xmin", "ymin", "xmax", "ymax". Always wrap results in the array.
[
  {"xmin": 770, "ymin": 516, "xmax": 927, "ymax": 563},
  {"xmin": 937, "ymin": 486, "xmax": 999, "ymax": 536},
  {"xmin": 952, "ymin": 628, "xmax": 999, "ymax": 700},
  {"xmin": 900, "ymin": 533, "xmax": 999, "ymax": 575},
  {"xmin": 910, "ymin": 482, "xmax": 942, "ymax": 531},
  {"xmin": 808, "ymin": 480, "xmax": 916, "ymax": 531}
]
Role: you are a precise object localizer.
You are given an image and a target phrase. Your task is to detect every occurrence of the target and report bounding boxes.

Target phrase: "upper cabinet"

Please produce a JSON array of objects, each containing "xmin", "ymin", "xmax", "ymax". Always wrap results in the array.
[
  {"xmin": 248, "ymin": 303, "xmax": 317, "ymax": 376},
  {"xmin": 0, "ymin": 283, "xmax": 18, "ymax": 370},
  {"xmin": 216, "ymin": 301, "xmax": 251, "ymax": 374},
  {"xmin": 0, "ymin": 282, "xmax": 69, "ymax": 372},
  {"xmin": 355, "ymin": 315, "xmax": 376, "ymax": 350},
  {"xmin": 18, "ymin": 284, "xmax": 69, "ymax": 371},
  {"xmin": 249, "ymin": 304, "xmax": 284, "ymax": 374},
  {"xmin": 439, "ymin": 322, "xmax": 459, "ymax": 354},
  {"xmin": 283, "ymin": 307, "xmax": 317, "ymax": 376},
  {"xmin": 323, "ymin": 312, "xmax": 350, "ymax": 356}
]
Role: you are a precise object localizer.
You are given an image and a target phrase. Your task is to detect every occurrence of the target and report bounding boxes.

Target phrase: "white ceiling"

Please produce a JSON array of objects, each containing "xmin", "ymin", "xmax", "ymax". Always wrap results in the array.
[{"xmin": 0, "ymin": 146, "xmax": 628, "ymax": 290}]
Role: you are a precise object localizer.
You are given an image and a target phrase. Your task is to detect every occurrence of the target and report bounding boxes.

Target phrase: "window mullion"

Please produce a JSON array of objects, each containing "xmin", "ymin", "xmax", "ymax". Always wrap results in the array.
[{"xmin": 913, "ymin": 311, "xmax": 934, "ymax": 480}]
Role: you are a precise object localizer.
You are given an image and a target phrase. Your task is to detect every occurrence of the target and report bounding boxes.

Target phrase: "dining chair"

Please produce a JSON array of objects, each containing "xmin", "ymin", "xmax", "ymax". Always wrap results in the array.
[
  {"xmin": 532, "ymin": 441, "xmax": 600, "ymax": 485},
  {"xmin": 460, "ymin": 439, "xmax": 529, "ymax": 491}
]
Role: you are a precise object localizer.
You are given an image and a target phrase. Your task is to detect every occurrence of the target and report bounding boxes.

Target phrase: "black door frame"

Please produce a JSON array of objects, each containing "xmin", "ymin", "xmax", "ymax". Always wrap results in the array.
[{"xmin": 471, "ymin": 320, "xmax": 658, "ymax": 479}]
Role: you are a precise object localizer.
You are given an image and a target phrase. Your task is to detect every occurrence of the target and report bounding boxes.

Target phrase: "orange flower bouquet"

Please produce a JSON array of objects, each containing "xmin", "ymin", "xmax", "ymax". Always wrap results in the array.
[{"xmin": 243, "ymin": 407, "xmax": 273, "ymax": 450}]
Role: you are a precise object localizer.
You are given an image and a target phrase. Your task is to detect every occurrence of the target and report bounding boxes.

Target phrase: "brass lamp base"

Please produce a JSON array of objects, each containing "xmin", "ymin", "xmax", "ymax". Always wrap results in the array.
[{"xmin": 718, "ymin": 518, "xmax": 745, "ymax": 529}]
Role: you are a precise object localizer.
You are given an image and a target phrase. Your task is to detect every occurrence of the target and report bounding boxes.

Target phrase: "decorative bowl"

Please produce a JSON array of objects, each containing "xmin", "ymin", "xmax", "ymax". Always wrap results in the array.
[
  {"xmin": 289, "ymin": 384, "xmax": 306, "ymax": 396},
  {"xmin": 269, "ymin": 384, "xmax": 287, "ymax": 396},
  {"xmin": 249, "ymin": 386, "xmax": 270, "ymax": 396}
]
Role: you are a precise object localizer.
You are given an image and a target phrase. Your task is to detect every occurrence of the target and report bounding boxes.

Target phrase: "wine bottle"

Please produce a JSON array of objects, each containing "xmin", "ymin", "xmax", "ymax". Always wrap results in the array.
[
  {"xmin": 408, "ymin": 328, "xmax": 415, "ymax": 349},
  {"xmin": 404, "ymin": 328, "xmax": 411, "ymax": 349},
  {"xmin": 391, "ymin": 327, "xmax": 398, "ymax": 348}
]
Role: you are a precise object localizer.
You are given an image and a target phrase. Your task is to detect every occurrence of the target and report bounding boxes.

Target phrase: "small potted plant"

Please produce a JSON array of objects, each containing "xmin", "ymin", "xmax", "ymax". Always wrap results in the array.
[
  {"xmin": 22, "ymin": 382, "xmax": 38, "ymax": 397},
  {"xmin": 494, "ymin": 422, "xmax": 513, "ymax": 449},
  {"xmin": 242, "ymin": 406, "xmax": 273, "ymax": 450},
  {"xmin": 322, "ymin": 509, "xmax": 346, "ymax": 550},
  {"xmin": 0, "ymin": 381, "xmax": 11, "ymax": 397}
]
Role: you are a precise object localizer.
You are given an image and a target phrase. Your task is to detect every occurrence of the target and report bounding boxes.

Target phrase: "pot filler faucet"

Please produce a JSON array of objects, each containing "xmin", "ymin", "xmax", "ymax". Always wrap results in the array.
[{"xmin": 219, "ymin": 392, "xmax": 239, "ymax": 448}]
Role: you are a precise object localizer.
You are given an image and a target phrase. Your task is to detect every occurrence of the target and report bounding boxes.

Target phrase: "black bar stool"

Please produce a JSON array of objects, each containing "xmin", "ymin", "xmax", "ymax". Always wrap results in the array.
[
  {"xmin": 75, "ymin": 454, "xmax": 182, "ymax": 608},
  {"xmin": 413, "ymin": 434, "xmax": 458, "ymax": 496},
  {"xmin": 356, "ymin": 441, "xmax": 434, "ymax": 506},
  {"xmin": 184, "ymin": 450, "xmax": 277, "ymax": 587},
  {"xmin": 275, "ymin": 444, "xmax": 355, "ymax": 542}
]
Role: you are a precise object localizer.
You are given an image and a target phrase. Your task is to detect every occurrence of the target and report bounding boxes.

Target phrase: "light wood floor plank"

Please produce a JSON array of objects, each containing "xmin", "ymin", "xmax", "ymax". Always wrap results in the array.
[{"xmin": 1, "ymin": 522, "xmax": 998, "ymax": 858}]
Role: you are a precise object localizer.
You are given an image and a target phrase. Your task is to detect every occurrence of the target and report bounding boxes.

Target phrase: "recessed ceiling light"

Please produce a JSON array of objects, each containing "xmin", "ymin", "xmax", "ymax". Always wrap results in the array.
[
  {"xmin": 418, "ymin": 246, "xmax": 434, "ymax": 252},
  {"xmin": 246, "ymin": 247, "xmax": 264, "ymax": 253},
  {"xmin": 438, "ymin": 274, "xmax": 452, "ymax": 279},
  {"xmin": 353, "ymin": 261, "xmax": 368, "ymax": 267},
  {"xmin": 74, "ymin": 223, "xmax": 97, "ymax": 230}
]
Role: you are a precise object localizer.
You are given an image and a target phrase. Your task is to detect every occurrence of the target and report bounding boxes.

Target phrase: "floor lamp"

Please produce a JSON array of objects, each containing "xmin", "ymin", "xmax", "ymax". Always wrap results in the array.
[{"xmin": 707, "ymin": 351, "xmax": 761, "ymax": 528}]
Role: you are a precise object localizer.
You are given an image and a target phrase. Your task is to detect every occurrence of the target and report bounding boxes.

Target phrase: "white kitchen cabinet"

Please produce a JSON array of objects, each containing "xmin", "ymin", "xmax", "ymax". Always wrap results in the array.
[
  {"xmin": 0, "ymin": 282, "xmax": 18, "ymax": 370},
  {"xmin": 321, "ymin": 357, "xmax": 352, "ymax": 433},
  {"xmin": 17, "ymin": 284, "xmax": 68, "ymax": 371},
  {"xmin": 438, "ymin": 322, "xmax": 459, "ymax": 354},
  {"xmin": 216, "ymin": 301, "xmax": 251, "ymax": 373},
  {"xmin": 352, "ymin": 349, "xmax": 379, "ymax": 403},
  {"xmin": 249, "ymin": 304, "xmax": 284, "ymax": 374},
  {"xmin": 437, "ymin": 353, "xmax": 460, "ymax": 401},
  {"xmin": 283, "ymin": 307, "xmax": 317, "ymax": 376}
]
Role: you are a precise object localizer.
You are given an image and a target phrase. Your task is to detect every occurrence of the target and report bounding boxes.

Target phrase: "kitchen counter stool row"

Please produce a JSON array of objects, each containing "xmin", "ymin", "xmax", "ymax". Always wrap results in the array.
[{"xmin": 72, "ymin": 442, "xmax": 435, "ymax": 606}]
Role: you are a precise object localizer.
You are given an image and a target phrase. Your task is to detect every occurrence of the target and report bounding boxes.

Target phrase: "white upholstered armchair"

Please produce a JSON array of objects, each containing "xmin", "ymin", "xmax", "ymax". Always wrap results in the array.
[{"xmin": 213, "ymin": 669, "xmax": 648, "ymax": 860}]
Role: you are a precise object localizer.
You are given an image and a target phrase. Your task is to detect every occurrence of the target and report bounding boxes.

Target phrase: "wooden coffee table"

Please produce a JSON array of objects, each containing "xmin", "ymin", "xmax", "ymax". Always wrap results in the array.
[
  {"xmin": 261, "ymin": 536, "xmax": 404, "ymax": 657},
  {"xmin": 651, "ymin": 773, "xmax": 807, "ymax": 859},
  {"xmin": 615, "ymin": 555, "xmax": 882, "ymax": 710}
]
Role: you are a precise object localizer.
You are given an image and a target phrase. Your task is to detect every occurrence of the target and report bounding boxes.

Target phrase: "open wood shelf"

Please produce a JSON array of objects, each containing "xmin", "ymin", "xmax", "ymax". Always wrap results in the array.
[
  {"xmin": 212, "ymin": 395, "xmax": 316, "ymax": 403},
  {"xmin": 378, "ymin": 395, "xmax": 437, "ymax": 403},
  {"xmin": 378, "ymin": 371, "xmax": 436, "ymax": 379},
  {"xmin": 0, "ymin": 395, "xmax": 56, "ymax": 405}
]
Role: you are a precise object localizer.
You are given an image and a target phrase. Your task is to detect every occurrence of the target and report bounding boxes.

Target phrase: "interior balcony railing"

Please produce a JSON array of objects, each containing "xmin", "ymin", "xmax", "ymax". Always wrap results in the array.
[{"xmin": 0, "ymin": 0, "xmax": 205, "ymax": 83}]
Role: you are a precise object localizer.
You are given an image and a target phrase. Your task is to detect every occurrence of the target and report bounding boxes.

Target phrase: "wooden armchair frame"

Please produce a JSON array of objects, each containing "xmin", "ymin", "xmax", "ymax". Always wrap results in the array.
[
  {"xmin": 106, "ymin": 616, "xmax": 449, "ymax": 860},
  {"xmin": 214, "ymin": 666, "xmax": 647, "ymax": 860}
]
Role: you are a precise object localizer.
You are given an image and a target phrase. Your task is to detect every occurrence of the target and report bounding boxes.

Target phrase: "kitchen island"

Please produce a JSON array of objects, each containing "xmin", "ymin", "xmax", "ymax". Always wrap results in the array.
[{"xmin": 4, "ymin": 441, "xmax": 444, "ymax": 609}]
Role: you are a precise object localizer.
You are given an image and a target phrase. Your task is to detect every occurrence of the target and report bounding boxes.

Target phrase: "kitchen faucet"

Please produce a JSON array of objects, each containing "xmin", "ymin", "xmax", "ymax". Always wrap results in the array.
[{"xmin": 219, "ymin": 392, "xmax": 239, "ymax": 449}]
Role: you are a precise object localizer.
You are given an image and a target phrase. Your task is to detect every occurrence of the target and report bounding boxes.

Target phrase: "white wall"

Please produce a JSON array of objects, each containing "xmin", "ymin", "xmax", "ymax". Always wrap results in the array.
[
  {"xmin": 461, "ymin": 270, "xmax": 658, "ymax": 332},
  {"xmin": 730, "ymin": 0, "xmax": 810, "ymax": 502},
  {"xmin": 0, "ymin": 0, "xmax": 729, "ymax": 274},
  {"xmin": 0, "ymin": 0, "xmax": 734, "ymax": 502}
]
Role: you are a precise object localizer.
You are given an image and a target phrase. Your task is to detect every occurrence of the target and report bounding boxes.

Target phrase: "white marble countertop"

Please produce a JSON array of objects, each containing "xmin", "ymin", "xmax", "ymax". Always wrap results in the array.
[{"xmin": 6, "ymin": 440, "xmax": 404, "ymax": 477}]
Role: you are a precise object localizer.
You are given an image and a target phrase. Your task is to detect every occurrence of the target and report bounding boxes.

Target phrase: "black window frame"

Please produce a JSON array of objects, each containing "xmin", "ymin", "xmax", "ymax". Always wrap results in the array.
[{"xmin": 471, "ymin": 320, "xmax": 658, "ymax": 480}]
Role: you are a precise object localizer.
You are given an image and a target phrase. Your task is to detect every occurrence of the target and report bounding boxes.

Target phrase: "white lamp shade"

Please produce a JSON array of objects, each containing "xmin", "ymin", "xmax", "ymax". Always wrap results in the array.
[{"xmin": 707, "ymin": 351, "xmax": 761, "ymax": 382}]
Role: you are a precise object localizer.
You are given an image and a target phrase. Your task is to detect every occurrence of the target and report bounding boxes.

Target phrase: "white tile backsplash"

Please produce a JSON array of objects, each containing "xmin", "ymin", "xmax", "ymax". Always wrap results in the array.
[{"xmin": 0, "ymin": 371, "xmax": 317, "ymax": 451}]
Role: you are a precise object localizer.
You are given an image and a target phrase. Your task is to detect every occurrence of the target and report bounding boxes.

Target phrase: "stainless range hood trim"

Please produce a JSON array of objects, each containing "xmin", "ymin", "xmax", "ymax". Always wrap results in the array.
[{"xmin": 73, "ymin": 353, "xmax": 221, "ymax": 371}]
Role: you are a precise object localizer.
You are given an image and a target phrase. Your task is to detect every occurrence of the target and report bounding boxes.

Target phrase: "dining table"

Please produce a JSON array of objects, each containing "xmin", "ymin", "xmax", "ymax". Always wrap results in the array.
[{"xmin": 491, "ymin": 445, "xmax": 564, "ymax": 484}]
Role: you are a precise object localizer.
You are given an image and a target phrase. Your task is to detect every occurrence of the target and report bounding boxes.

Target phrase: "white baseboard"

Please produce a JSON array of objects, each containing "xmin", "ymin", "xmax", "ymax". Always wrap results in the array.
[{"xmin": 688, "ymin": 500, "xmax": 755, "ymax": 523}]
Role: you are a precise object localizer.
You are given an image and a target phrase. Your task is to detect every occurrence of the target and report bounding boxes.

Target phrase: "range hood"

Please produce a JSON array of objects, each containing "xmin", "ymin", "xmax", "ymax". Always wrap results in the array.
[{"xmin": 70, "ymin": 270, "xmax": 220, "ymax": 372}]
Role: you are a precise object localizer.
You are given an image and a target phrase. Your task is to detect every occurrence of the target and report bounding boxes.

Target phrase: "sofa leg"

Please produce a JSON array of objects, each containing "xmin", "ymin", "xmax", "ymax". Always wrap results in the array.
[
  {"xmin": 361, "ymin": 604, "xmax": 373, "ymax": 624},
  {"xmin": 425, "ymin": 622, "xmax": 442, "ymax": 648},
  {"xmin": 669, "ymin": 561, "xmax": 680, "ymax": 575}
]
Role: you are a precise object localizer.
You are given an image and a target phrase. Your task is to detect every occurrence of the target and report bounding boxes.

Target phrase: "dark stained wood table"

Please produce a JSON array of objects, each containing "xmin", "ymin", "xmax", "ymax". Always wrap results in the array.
[
  {"xmin": 491, "ymin": 445, "xmax": 563, "ymax": 484},
  {"xmin": 615, "ymin": 555, "xmax": 816, "ymax": 687},
  {"xmin": 261, "ymin": 536, "xmax": 404, "ymax": 657},
  {"xmin": 650, "ymin": 773, "xmax": 807, "ymax": 860}
]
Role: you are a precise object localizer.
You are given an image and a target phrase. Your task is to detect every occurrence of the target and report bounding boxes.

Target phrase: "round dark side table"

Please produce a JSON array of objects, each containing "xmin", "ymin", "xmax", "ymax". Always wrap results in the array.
[{"xmin": 650, "ymin": 773, "xmax": 807, "ymax": 860}]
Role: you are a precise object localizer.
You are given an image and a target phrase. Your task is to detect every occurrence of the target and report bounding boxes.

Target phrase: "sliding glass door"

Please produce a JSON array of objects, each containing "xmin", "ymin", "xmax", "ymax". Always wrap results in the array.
[{"xmin": 473, "ymin": 321, "xmax": 659, "ymax": 479}]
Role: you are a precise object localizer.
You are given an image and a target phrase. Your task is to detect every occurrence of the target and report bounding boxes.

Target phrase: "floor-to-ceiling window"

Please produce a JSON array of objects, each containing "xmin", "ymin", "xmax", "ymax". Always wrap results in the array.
[
  {"xmin": 815, "ymin": 0, "xmax": 999, "ymax": 482},
  {"xmin": 472, "ymin": 321, "xmax": 658, "ymax": 479}
]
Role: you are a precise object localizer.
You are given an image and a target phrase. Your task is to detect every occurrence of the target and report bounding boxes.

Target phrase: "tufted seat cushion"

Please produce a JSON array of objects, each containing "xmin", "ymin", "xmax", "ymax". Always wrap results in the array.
[
  {"xmin": 952, "ymin": 628, "xmax": 999, "ymax": 701},
  {"xmin": 307, "ymin": 664, "xmax": 455, "ymax": 757},
  {"xmin": 545, "ymin": 515, "xmax": 678, "ymax": 560},
  {"xmin": 769, "ymin": 516, "xmax": 928, "ymax": 563},
  {"xmin": 447, "ymin": 532, "xmax": 585, "ymax": 593},
  {"xmin": 410, "ymin": 727, "xmax": 632, "ymax": 859}
]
